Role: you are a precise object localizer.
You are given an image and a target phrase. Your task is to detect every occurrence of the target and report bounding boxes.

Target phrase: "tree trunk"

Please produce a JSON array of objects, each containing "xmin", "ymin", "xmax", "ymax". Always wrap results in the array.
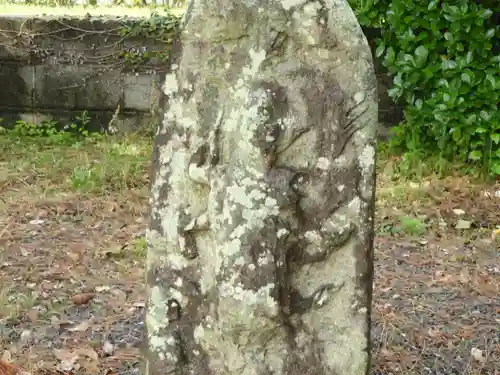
[{"xmin": 144, "ymin": 0, "xmax": 377, "ymax": 374}]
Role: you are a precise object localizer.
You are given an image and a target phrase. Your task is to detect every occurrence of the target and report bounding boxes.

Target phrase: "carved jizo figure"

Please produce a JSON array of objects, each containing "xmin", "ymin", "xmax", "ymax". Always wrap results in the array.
[{"xmin": 145, "ymin": 0, "xmax": 377, "ymax": 374}]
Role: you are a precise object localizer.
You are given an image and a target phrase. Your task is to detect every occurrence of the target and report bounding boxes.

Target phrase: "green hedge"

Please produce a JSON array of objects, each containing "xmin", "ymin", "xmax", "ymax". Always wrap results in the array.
[{"xmin": 350, "ymin": 0, "xmax": 500, "ymax": 177}]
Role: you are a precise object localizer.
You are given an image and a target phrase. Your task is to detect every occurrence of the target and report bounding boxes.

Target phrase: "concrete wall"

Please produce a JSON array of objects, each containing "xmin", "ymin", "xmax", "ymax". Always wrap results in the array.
[{"xmin": 0, "ymin": 12, "xmax": 401, "ymax": 135}]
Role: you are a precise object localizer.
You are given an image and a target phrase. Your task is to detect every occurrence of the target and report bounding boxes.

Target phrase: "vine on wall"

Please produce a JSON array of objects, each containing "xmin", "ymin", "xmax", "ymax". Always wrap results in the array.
[
  {"xmin": 118, "ymin": 11, "xmax": 180, "ymax": 66},
  {"xmin": 0, "ymin": 12, "xmax": 180, "ymax": 69}
]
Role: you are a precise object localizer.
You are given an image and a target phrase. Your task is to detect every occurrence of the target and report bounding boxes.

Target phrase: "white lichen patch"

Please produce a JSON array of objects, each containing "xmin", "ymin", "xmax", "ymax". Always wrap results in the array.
[
  {"xmin": 358, "ymin": 144, "xmax": 375, "ymax": 171},
  {"xmin": 305, "ymin": 244, "xmax": 325, "ymax": 258},
  {"xmin": 149, "ymin": 335, "xmax": 168, "ymax": 353},
  {"xmin": 193, "ymin": 324, "xmax": 205, "ymax": 343},
  {"xmin": 227, "ymin": 184, "xmax": 256, "ymax": 208},
  {"xmin": 158, "ymin": 143, "xmax": 174, "ymax": 165},
  {"xmin": 174, "ymin": 277, "xmax": 183, "ymax": 287},
  {"xmin": 257, "ymin": 252, "xmax": 272, "ymax": 266},
  {"xmin": 168, "ymin": 287, "xmax": 185, "ymax": 306},
  {"xmin": 357, "ymin": 144, "xmax": 376, "ymax": 200},
  {"xmin": 322, "ymin": 212, "xmax": 351, "ymax": 236},
  {"xmin": 234, "ymin": 256, "xmax": 246, "ymax": 266},
  {"xmin": 315, "ymin": 157, "xmax": 330, "ymax": 170},
  {"xmin": 281, "ymin": 0, "xmax": 305, "ymax": 10},
  {"xmin": 346, "ymin": 196, "xmax": 361, "ymax": 215},
  {"xmin": 353, "ymin": 91, "xmax": 365, "ymax": 104},
  {"xmin": 304, "ymin": 230, "xmax": 325, "ymax": 257},
  {"xmin": 194, "ymin": 323, "xmax": 253, "ymax": 374},
  {"xmin": 219, "ymin": 238, "xmax": 242, "ymax": 263},
  {"xmin": 188, "ymin": 163, "xmax": 210, "ymax": 185},
  {"xmin": 162, "ymin": 72, "xmax": 179, "ymax": 96},
  {"xmin": 146, "ymin": 286, "xmax": 169, "ymax": 354},
  {"xmin": 304, "ymin": 230, "xmax": 322, "ymax": 244},
  {"xmin": 218, "ymin": 280, "xmax": 279, "ymax": 319},
  {"xmin": 145, "ymin": 229, "xmax": 168, "ymax": 269},
  {"xmin": 290, "ymin": 1, "xmax": 323, "ymax": 47},
  {"xmin": 151, "ymin": 164, "xmax": 170, "ymax": 207},
  {"xmin": 166, "ymin": 253, "xmax": 189, "ymax": 270},
  {"xmin": 158, "ymin": 205, "xmax": 179, "ymax": 246},
  {"xmin": 243, "ymin": 48, "xmax": 267, "ymax": 77},
  {"xmin": 277, "ymin": 228, "xmax": 289, "ymax": 238}
]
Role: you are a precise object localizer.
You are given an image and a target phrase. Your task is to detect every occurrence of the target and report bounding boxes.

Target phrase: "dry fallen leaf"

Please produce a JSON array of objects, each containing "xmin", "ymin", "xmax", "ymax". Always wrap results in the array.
[
  {"xmin": 51, "ymin": 316, "xmax": 76, "ymax": 329},
  {"xmin": 75, "ymin": 348, "xmax": 99, "ymax": 362},
  {"xmin": 455, "ymin": 219, "xmax": 472, "ymax": 229},
  {"xmin": 29, "ymin": 219, "xmax": 45, "ymax": 225},
  {"xmin": 95, "ymin": 285, "xmax": 111, "ymax": 292},
  {"xmin": 67, "ymin": 252, "xmax": 81, "ymax": 263},
  {"xmin": 71, "ymin": 293, "xmax": 96, "ymax": 305},
  {"xmin": 100, "ymin": 244, "xmax": 126, "ymax": 259},
  {"xmin": 67, "ymin": 320, "xmax": 90, "ymax": 332},
  {"xmin": 54, "ymin": 348, "xmax": 79, "ymax": 372},
  {"xmin": 0, "ymin": 359, "xmax": 23, "ymax": 375},
  {"xmin": 53, "ymin": 349, "xmax": 76, "ymax": 362},
  {"xmin": 53, "ymin": 347, "xmax": 98, "ymax": 373},
  {"xmin": 26, "ymin": 309, "xmax": 39, "ymax": 323},
  {"xmin": 452, "ymin": 208, "xmax": 466, "ymax": 216},
  {"xmin": 1, "ymin": 351, "xmax": 12, "ymax": 363}
]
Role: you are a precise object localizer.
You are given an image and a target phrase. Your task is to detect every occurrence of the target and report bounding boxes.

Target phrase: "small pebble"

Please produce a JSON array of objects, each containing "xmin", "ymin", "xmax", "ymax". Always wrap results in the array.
[
  {"xmin": 20, "ymin": 330, "xmax": 32, "ymax": 344},
  {"xmin": 103, "ymin": 341, "xmax": 115, "ymax": 356}
]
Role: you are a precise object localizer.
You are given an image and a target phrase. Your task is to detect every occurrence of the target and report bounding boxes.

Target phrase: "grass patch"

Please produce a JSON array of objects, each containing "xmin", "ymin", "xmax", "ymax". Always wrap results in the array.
[
  {"xmin": 0, "ymin": 288, "xmax": 39, "ymax": 321},
  {"xmin": 376, "ymin": 142, "xmax": 495, "ymax": 182},
  {"xmin": 398, "ymin": 215, "xmax": 427, "ymax": 236},
  {"xmin": 0, "ymin": 121, "xmax": 152, "ymax": 197},
  {"xmin": 130, "ymin": 236, "xmax": 148, "ymax": 258}
]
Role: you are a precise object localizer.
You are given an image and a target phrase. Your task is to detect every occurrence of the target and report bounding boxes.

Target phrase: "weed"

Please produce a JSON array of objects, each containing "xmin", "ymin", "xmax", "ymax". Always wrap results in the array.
[
  {"xmin": 376, "ymin": 215, "xmax": 428, "ymax": 237},
  {"xmin": 131, "ymin": 236, "xmax": 147, "ymax": 258},
  {"xmin": 0, "ymin": 289, "xmax": 39, "ymax": 320},
  {"xmin": 70, "ymin": 165, "xmax": 101, "ymax": 192},
  {"xmin": 1, "ymin": 114, "xmax": 96, "ymax": 147},
  {"xmin": 399, "ymin": 216, "xmax": 427, "ymax": 236},
  {"xmin": 0, "ymin": 116, "xmax": 152, "ymax": 196}
]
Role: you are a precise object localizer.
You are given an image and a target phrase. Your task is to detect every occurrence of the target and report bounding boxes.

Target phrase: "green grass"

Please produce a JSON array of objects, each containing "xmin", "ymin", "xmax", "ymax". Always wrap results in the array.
[
  {"xmin": 0, "ymin": 123, "xmax": 152, "ymax": 196},
  {"xmin": 398, "ymin": 215, "xmax": 427, "ymax": 236}
]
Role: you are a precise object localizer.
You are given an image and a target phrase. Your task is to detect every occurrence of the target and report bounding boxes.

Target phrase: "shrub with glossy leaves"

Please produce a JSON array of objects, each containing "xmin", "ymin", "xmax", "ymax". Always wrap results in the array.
[{"xmin": 351, "ymin": 0, "xmax": 500, "ymax": 177}]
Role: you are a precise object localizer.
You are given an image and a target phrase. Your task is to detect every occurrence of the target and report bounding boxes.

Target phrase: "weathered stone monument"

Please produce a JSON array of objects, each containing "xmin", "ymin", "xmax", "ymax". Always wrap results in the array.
[{"xmin": 145, "ymin": 0, "xmax": 377, "ymax": 373}]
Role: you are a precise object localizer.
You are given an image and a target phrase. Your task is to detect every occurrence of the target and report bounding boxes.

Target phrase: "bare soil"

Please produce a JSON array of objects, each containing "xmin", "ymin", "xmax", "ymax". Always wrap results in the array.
[{"xmin": 0, "ymin": 135, "xmax": 498, "ymax": 375}]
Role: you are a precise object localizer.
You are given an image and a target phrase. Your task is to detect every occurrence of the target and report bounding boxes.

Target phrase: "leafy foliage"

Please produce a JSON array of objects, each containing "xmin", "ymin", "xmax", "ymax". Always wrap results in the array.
[
  {"xmin": 118, "ymin": 12, "xmax": 180, "ymax": 66},
  {"xmin": 350, "ymin": 0, "xmax": 500, "ymax": 177},
  {"xmin": 0, "ymin": 111, "xmax": 97, "ymax": 146}
]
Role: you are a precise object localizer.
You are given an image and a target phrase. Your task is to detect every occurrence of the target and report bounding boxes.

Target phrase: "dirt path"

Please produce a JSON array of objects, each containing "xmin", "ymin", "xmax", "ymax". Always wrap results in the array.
[{"xmin": 0, "ymin": 135, "xmax": 498, "ymax": 375}]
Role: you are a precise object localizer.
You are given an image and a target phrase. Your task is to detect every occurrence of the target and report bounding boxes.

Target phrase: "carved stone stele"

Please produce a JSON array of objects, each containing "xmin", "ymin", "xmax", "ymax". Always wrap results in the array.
[{"xmin": 144, "ymin": 0, "xmax": 377, "ymax": 374}]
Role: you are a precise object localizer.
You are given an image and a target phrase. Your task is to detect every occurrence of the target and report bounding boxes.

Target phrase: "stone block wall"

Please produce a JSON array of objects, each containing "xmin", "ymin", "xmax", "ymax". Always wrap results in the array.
[{"xmin": 0, "ymin": 13, "xmax": 168, "ymax": 132}]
